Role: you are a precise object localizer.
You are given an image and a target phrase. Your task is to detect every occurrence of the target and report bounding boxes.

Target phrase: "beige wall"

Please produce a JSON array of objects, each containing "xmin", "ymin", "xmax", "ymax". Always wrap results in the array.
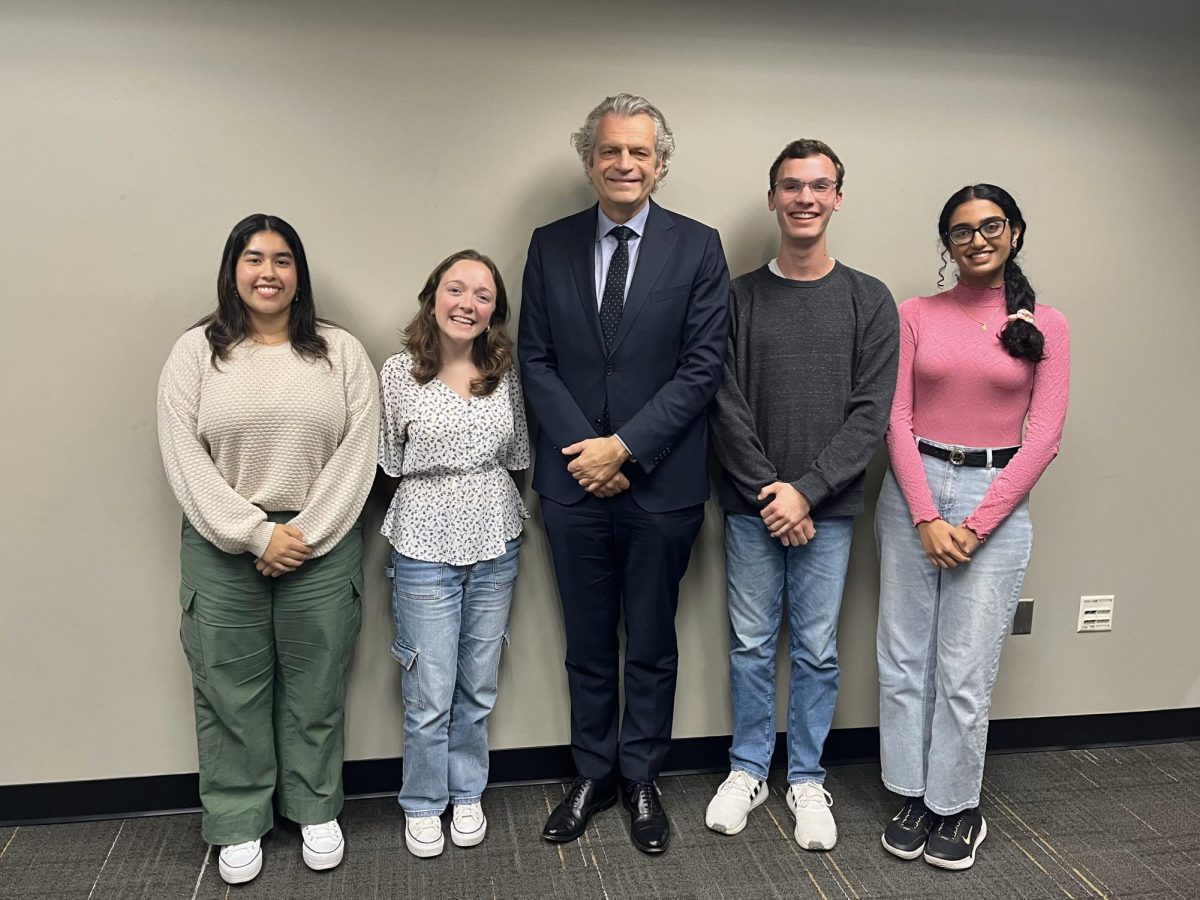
[{"xmin": 3, "ymin": 0, "xmax": 1198, "ymax": 786}]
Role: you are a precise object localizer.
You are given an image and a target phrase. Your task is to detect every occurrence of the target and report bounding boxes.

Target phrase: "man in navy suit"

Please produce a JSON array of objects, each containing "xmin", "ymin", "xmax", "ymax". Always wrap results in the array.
[{"xmin": 519, "ymin": 94, "xmax": 730, "ymax": 855}]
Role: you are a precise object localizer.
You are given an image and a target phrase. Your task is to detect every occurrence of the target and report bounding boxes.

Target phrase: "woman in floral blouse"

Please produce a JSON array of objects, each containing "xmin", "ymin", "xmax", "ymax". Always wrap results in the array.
[{"xmin": 378, "ymin": 249, "xmax": 529, "ymax": 858}]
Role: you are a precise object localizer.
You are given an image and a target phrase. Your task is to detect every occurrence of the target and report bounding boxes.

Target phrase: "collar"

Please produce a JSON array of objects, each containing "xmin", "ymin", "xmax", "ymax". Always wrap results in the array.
[{"xmin": 596, "ymin": 202, "xmax": 650, "ymax": 243}]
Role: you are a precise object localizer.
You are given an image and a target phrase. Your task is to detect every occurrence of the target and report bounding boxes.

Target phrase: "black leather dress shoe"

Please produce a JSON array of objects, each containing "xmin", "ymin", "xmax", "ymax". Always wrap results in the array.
[
  {"xmin": 542, "ymin": 777, "xmax": 617, "ymax": 843},
  {"xmin": 623, "ymin": 781, "xmax": 670, "ymax": 854}
]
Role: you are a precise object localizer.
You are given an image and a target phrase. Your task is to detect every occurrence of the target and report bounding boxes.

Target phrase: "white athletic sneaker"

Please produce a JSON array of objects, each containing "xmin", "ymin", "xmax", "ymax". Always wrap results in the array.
[
  {"xmin": 705, "ymin": 770, "xmax": 768, "ymax": 835},
  {"xmin": 787, "ymin": 782, "xmax": 837, "ymax": 850},
  {"xmin": 218, "ymin": 839, "xmax": 262, "ymax": 884},
  {"xmin": 450, "ymin": 802, "xmax": 488, "ymax": 847},
  {"xmin": 405, "ymin": 815, "xmax": 445, "ymax": 858},
  {"xmin": 301, "ymin": 819, "xmax": 345, "ymax": 871}
]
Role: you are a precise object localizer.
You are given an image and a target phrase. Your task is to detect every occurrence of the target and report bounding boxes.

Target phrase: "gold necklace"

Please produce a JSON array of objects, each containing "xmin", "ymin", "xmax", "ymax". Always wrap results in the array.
[
  {"xmin": 954, "ymin": 301, "xmax": 1003, "ymax": 331},
  {"xmin": 251, "ymin": 333, "xmax": 289, "ymax": 346}
]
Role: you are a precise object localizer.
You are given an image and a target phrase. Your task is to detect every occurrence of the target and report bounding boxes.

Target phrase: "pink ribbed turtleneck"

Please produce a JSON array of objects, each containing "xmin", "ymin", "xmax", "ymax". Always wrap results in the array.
[{"xmin": 885, "ymin": 282, "xmax": 1070, "ymax": 538}]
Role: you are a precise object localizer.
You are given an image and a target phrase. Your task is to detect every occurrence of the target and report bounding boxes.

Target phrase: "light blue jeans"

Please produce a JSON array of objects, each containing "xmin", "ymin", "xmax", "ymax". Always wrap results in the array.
[
  {"xmin": 388, "ymin": 538, "xmax": 520, "ymax": 817},
  {"xmin": 875, "ymin": 447, "xmax": 1032, "ymax": 815},
  {"xmin": 725, "ymin": 513, "xmax": 855, "ymax": 785}
]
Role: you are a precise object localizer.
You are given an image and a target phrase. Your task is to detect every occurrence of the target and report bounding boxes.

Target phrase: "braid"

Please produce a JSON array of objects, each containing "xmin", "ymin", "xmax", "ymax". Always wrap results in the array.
[{"xmin": 999, "ymin": 256, "xmax": 1044, "ymax": 362}]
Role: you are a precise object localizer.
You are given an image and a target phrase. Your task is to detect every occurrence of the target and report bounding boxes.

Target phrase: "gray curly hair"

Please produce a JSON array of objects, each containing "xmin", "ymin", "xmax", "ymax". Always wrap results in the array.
[{"xmin": 571, "ymin": 93, "xmax": 675, "ymax": 191}]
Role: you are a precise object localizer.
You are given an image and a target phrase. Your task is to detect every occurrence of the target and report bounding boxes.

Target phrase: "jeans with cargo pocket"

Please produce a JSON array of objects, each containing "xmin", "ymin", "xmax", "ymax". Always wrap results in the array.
[{"xmin": 388, "ymin": 537, "xmax": 520, "ymax": 817}]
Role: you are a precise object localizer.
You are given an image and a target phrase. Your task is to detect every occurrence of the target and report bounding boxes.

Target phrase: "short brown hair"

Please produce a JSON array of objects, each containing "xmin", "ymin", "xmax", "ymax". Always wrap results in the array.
[{"xmin": 768, "ymin": 139, "xmax": 845, "ymax": 192}]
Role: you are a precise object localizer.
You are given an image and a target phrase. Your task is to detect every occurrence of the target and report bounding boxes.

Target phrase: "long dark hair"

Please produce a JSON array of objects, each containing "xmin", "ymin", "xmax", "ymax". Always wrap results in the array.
[
  {"xmin": 404, "ymin": 249, "xmax": 514, "ymax": 397},
  {"xmin": 938, "ymin": 184, "xmax": 1044, "ymax": 363},
  {"xmin": 196, "ymin": 213, "xmax": 330, "ymax": 367}
]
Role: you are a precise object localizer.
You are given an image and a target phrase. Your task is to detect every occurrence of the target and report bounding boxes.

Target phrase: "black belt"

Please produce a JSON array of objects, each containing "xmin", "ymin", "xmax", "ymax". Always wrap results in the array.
[{"xmin": 918, "ymin": 441, "xmax": 1019, "ymax": 468}]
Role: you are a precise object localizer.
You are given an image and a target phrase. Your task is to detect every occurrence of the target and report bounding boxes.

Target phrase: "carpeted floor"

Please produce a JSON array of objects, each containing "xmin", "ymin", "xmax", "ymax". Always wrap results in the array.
[{"xmin": 2, "ymin": 742, "xmax": 1198, "ymax": 899}]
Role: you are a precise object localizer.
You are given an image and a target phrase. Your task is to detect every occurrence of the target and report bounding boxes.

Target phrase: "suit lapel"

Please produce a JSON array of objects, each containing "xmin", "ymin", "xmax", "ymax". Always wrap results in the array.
[
  {"xmin": 568, "ymin": 205, "xmax": 605, "ymax": 352},
  {"xmin": 609, "ymin": 199, "xmax": 676, "ymax": 356}
]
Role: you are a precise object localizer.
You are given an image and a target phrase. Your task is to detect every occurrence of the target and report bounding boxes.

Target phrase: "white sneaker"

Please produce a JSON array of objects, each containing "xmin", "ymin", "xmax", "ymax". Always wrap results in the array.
[
  {"xmin": 218, "ymin": 839, "xmax": 262, "ymax": 884},
  {"xmin": 405, "ymin": 815, "xmax": 445, "ymax": 858},
  {"xmin": 787, "ymin": 782, "xmax": 837, "ymax": 850},
  {"xmin": 450, "ymin": 802, "xmax": 488, "ymax": 847},
  {"xmin": 301, "ymin": 819, "xmax": 344, "ymax": 871},
  {"xmin": 705, "ymin": 771, "xmax": 768, "ymax": 835}
]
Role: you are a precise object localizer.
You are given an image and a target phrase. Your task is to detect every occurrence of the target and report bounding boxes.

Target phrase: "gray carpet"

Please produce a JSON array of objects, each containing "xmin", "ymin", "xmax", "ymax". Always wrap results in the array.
[{"xmin": 2, "ymin": 742, "xmax": 1198, "ymax": 899}]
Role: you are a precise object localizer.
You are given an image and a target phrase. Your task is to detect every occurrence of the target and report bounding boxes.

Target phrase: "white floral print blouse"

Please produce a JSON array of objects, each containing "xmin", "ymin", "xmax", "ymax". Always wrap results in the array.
[{"xmin": 378, "ymin": 350, "xmax": 530, "ymax": 566}]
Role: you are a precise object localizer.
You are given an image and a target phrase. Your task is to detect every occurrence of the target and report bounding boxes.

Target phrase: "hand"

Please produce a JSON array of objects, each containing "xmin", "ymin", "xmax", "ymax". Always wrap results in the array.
[
  {"xmin": 779, "ymin": 515, "xmax": 816, "ymax": 547},
  {"xmin": 563, "ymin": 436, "xmax": 629, "ymax": 491},
  {"xmin": 915, "ymin": 519, "xmax": 974, "ymax": 568},
  {"xmin": 256, "ymin": 524, "xmax": 310, "ymax": 578},
  {"xmin": 954, "ymin": 522, "xmax": 982, "ymax": 556},
  {"xmin": 757, "ymin": 482, "xmax": 812, "ymax": 539},
  {"xmin": 592, "ymin": 471, "xmax": 630, "ymax": 498}
]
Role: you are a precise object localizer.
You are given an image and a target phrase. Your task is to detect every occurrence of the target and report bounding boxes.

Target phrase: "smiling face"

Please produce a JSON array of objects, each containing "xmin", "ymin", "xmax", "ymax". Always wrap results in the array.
[
  {"xmin": 586, "ymin": 113, "xmax": 664, "ymax": 223},
  {"xmin": 768, "ymin": 154, "xmax": 843, "ymax": 245},
  {"xmin": 433, "ymin": 259, "xmax": 497, "ymax": 351},
  {"xmin": 235, "ymin": 230, "xmax": 298, "ymax": 323},
  {"xmin": 945, "ymin": 198, "xmax": 1020, "ymax": 287}
]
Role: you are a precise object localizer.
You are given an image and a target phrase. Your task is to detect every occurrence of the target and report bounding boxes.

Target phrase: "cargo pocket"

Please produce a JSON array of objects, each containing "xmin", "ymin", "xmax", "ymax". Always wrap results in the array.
[
  {"xmin": 489, "ymin": 537, "xmax": 522, "ymax": 590},
  {"xmin": 178, "ymin": 583, "xmax": 206, "ymax": 682},
  {"xmin": 391, "ymin": 640, "xmax": 423, "ymax": 710}
]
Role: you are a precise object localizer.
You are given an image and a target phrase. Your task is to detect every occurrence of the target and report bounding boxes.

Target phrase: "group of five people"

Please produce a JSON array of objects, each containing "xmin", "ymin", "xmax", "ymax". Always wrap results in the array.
[{"xmin": 156, "ymin": 92, "xmax": 1069, "ymax": 885}]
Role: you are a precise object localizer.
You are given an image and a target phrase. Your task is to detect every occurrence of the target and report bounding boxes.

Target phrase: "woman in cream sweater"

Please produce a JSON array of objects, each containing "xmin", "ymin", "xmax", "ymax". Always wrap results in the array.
[{"xmin": 157, "ymin": 213, "xmax": 378, "ymax": 884}]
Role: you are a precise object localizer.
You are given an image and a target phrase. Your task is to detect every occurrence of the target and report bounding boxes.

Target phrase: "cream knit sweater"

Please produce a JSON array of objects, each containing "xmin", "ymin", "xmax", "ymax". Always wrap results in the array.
[{"xmin": 157, "ymin": 324, "xmax": 380, "ymax": 559}]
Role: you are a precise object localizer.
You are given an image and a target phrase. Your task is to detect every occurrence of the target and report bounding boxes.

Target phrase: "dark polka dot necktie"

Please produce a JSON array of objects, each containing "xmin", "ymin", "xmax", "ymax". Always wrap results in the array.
[{"xmin": 599, "ymin": 225, "xmax": 634, "ymax": 352}]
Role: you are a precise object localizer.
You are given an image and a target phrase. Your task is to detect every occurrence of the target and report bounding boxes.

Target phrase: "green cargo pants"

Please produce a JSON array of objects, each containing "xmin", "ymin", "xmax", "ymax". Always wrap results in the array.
[{"xmin": 178, "ymin": 513, "xmax": 363, "ymax": 845}]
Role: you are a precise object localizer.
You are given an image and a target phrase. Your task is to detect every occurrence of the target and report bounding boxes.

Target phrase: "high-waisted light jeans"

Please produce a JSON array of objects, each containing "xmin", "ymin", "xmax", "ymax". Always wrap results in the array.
[{"xmin": 875, "ymin": 444, "xmax": 1031, "ymax": 815}]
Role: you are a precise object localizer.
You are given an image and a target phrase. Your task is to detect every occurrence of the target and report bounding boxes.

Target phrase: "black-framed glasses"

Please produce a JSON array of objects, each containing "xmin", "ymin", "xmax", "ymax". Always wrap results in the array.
[
  {"xmin": 771, "ymin": 178, "xmax": 838, "ymax": 197},
  {"xmin": 946, "ymin": 218, "xmax": 1009, "ymax": 246}
]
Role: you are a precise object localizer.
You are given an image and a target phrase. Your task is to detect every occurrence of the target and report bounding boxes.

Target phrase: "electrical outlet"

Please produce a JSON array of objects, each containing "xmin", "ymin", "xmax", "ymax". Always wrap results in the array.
[
  {"xmin": 1077, "ymin": 595, "xmax": 1114, "ymax": 632},
  {"xmin": 1012, "ymin": 598, "xmax": 1034, "ymax": 634}
]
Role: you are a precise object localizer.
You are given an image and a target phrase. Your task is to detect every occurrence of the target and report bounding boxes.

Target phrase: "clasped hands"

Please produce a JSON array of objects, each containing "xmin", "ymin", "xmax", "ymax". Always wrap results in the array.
[
  {"xmin": 758, "ymin": 481, "xmax": 815, "ymax": 546},
  {"xmin": 255, "ymin": 523, "xmax": 311, "ymax": 578},
  {"xmin": 916, "ymin": 518, "xmax": 981, "ymax": 568},
  {"xmin": 562, "ymin": 436, "xmax": 630, "ymax": 498}
]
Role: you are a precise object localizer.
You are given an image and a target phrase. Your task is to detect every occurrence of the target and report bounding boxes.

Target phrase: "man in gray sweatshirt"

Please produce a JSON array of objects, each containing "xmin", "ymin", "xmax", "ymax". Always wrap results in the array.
[{"xmin": 705, "ymin": 139, "xmax": 898, "ymax": 850}]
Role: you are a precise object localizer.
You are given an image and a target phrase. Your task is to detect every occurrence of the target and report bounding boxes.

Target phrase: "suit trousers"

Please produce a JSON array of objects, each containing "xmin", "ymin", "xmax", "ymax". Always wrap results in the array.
[
  {"xmin": 541, "ymin": 492, "xmax": 704, "ymax": 783},
  {"xmin": 178, "ymin": 513, "xmax": 363, "ymax": 844}
]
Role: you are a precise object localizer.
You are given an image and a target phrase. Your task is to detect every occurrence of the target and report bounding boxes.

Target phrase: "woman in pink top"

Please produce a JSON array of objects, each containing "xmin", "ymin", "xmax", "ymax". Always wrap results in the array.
[{"xmin": 875, "ymin": 185, "xmax": 1069, "ymax": 871}]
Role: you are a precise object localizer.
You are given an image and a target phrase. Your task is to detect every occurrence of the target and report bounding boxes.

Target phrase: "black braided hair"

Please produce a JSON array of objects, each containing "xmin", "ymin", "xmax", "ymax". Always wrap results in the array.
[{"xmin": 938, "ymin": 184, "xmax": 1044, "ymax": 363}]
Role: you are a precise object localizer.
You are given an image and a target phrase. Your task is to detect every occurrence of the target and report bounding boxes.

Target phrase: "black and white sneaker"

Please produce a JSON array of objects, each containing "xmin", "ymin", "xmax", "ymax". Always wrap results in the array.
[
  {"xmin": 923, "ymin": 807, "xmax": 986, "ymax": 871},
  {"xmin": 881, "ymin": 796, "xmax": 933, "ymax": 860}
]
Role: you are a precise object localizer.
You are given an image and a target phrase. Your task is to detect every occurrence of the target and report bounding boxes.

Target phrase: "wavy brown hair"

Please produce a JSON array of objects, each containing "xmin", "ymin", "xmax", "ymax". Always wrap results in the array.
[
  {"xmin": 196, "ymin": 213, "xmax": 331, "ymax": 368},
  {"xmin": 403, "ymin": 249, "xmax": 513, "ymax": 397}
]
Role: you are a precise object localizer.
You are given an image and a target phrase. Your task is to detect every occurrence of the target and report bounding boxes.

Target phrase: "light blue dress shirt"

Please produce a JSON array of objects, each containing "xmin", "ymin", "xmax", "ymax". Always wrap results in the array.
[{"xmin": 593, "ymin": 202, "xmax": 650, "ymax": 308}]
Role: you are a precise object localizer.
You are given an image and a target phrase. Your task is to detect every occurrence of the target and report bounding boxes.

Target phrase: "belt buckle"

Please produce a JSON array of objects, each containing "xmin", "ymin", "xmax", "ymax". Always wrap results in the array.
[{"xmin": 949, "ymin": 448, "xmax": 966, "ymax": 466}]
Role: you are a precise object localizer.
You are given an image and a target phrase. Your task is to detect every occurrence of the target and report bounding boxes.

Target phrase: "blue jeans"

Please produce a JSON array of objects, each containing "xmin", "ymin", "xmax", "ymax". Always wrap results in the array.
[
  {"xmin": 388, "ymin": 538, "xmax": 520, "ymax": 817},
  {"xmin": 725, "ymin": 513, "xmax": 855, "ymax": 785},
  {"xmin": 875, "ymin": 447, "xmax": 1032, "ymax": 816}
]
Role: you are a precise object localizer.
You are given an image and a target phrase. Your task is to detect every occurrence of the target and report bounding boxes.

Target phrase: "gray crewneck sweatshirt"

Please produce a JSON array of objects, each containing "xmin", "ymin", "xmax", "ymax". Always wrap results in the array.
[{"xmin": 709, "ymin": 262, "xmax": 899, "ymax": 518}]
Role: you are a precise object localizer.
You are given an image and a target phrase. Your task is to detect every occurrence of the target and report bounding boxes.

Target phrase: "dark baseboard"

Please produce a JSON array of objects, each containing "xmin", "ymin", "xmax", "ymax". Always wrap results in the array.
[{"xmin": 5, "ymin": 707, "xmax": 1196, "ymax": 826}]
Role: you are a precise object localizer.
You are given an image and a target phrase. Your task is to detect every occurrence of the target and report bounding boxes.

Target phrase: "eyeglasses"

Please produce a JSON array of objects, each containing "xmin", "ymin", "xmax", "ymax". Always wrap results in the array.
[
  {"xmin": 771, "ymin": 178, "xmax": 838, "ymax": 197},
  {"xmin": 946, "ymin": 218, "xmax": 1009, "ymax": 246}
]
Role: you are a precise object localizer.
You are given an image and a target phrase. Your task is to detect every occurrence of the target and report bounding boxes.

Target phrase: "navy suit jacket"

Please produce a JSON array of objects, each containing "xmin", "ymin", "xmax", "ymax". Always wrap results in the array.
[{"xmin": 519, "ymin": 199, "xmax": 731, "ymax": 512}]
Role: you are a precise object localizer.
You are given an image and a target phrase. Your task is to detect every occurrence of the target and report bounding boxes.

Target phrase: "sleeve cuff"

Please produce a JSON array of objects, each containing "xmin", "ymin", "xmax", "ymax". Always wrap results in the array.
[
  {"xmin": 614, "ymin": 433, "xmax": 637, "ymax": 464},
  {"xmin": 793, "ymin": 474, "xmax": 829, "ymax": 511},
  {"xmin": 961, "ymin": 516, "xmax": 990, "ymax": 541},
  {"xmin": 248, "ymin": 521, "xmax": 276, "ymax": 560}
]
